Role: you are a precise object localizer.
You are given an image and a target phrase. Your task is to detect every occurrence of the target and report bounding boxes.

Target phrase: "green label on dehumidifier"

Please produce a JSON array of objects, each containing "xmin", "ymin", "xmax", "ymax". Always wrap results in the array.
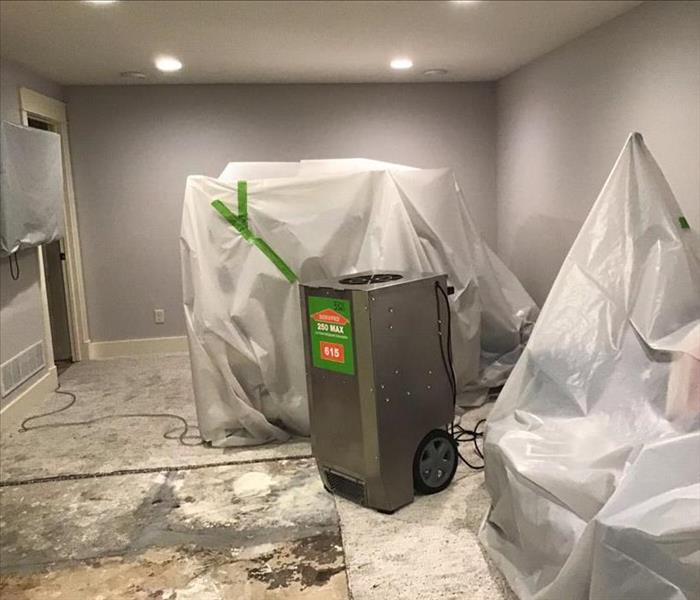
[{"xmin": 308, "ymin": 296, "xmax": 355, "ymax": 375}]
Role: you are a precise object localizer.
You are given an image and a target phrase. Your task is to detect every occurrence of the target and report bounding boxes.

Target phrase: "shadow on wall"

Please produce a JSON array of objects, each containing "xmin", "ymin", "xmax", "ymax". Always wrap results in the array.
[
  {"xmin": 0, "ymin": 249, "xmax": 38, "ymax": 306},
  {"xmin": 512, "ymin": 214, "xmax": 582, "ymax": 307}
]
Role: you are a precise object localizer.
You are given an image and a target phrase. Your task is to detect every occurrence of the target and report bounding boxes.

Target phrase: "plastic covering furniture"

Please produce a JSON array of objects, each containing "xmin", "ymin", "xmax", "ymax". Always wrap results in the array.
[
  {"xmin": 1, "ymin": 121, "xmax": 65, "ymax": 256},
  {"xmin": 480, "ymin": 133, "xmax": 700, "ymax": 600},
  {"xmin": 180, "ymin": 159, "xmax": 537, "ymax": 446}
]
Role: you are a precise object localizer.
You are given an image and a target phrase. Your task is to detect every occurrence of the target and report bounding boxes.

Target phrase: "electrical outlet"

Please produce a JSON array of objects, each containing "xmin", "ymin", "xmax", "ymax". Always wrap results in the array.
[{"xmin": 154, "ymin": 309, "xmax": 165, "ymax": 324}]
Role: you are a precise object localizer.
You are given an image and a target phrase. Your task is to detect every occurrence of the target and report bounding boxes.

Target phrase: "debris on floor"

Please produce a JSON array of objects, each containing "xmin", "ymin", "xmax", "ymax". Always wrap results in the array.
[{"xmin": 0, "ymin": 354, "xmax": 513, "ymax": 599}]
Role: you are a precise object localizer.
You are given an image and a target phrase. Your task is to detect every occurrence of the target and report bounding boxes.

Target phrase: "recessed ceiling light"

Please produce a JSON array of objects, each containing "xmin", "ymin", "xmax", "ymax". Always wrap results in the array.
[
  {"xmin": 83, "ymin": 0, "xmax": 118, "ymax": 4},
  {"xmin": 390, "ymin": 58, "xmax": 413, "ymax": 70},
  {"xmin": 423, "ymin": 69, "xmax": 449, "ymax": 76},
  {"xmin": 120, "ymin": 71, "xmax": 147, "ymax": 79},
  {"xmin": 155, "ymin": 56, "xmax": 183, "ymax": 73}
]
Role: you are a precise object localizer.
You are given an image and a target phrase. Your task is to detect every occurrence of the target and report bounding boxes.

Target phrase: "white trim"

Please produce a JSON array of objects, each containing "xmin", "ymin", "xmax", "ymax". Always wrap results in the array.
[
  {"xmin": 19, "ymin": 88, "xmax": 66, "ymax": 122},
  {"xmin": 20, "ymin": 87, "xmax": 90, "ymax": 362},
  {"xmin": 36, "ymin": 247, "xmax": 56, "ymax": 367},
  {"xmin": 88, "ymin": 336, "xmax": 188, "ymax": 360},
  {"xmin": 0, "ymin": 366, "xmax": 57, "ymax": 418}
]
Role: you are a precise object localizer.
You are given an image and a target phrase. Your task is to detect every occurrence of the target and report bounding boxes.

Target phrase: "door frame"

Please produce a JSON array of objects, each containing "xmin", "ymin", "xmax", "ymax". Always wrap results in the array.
[{"xmin": 19, "ymin": 87, "xmax": 89, "ymax": 362}]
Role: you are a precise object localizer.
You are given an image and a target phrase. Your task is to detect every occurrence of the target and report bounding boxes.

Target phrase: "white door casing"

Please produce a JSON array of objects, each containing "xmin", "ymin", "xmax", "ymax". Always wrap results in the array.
[{"xmin": 19, "ymin": 87, "xmax": 89, "ymax": 362}]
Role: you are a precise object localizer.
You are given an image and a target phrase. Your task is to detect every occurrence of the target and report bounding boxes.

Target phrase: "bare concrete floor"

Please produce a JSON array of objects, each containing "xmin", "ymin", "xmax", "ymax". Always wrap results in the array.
[{"xmin": 0, "ymin": 354, "xmax": 514, "ymax": 599}]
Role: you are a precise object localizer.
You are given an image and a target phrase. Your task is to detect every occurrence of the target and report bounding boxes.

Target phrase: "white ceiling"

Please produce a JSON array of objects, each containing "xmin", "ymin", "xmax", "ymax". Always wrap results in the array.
[{"xmin": 0, "ymin": 0, "xmax": 642, "ymax": 85}]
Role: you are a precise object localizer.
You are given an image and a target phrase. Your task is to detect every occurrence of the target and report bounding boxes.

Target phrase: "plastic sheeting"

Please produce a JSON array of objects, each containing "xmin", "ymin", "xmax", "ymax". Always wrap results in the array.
[
  {"xmin": 480, "ymin": 133, "xmax": 700, "ymax": 600},
  {"xmin": 181, "ymin": 160, "xmax": 537, "ymax": 446},
  {"xmin": 0, "ymin": 121, "xmax": 65, "ymax": 256}
]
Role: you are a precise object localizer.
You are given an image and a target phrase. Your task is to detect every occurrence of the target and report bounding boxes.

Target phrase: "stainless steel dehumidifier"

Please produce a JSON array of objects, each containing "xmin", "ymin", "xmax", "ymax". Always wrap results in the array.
[{"xmin": 300, "ymin": 271, "xmax": 457, "ymax": 513}]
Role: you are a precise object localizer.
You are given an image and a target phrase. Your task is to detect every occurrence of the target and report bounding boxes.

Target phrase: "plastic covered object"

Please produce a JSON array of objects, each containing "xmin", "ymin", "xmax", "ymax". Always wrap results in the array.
[
  {"xmin": 0, "ymin": 121, "xmax": 65, "ymax": 256},
  {"xmin": 219, "ymin": 162, "xmax": 300, "ymax": 183},
  {"xmin": 180, "ymin": 160, "xmax": 537, "ymax": 446},
  {"xmin": 480, "ymin": 133, "xmax": 700, "ymax": 600}
]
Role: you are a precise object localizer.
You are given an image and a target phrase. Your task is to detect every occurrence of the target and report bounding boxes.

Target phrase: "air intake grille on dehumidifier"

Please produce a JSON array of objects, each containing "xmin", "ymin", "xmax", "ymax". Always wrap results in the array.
[
  {"xmin": 325, "ymin": 469, "xmax": 366, "ymax": 504},
  {"xmin": 1, "ymin": 341, "xmax": 46, "ymax": 397}
]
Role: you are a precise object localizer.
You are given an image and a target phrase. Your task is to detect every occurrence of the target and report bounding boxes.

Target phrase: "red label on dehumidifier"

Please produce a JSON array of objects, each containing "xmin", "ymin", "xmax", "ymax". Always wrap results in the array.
[
  {"xmin": 311, "ymin": 309, "xmax": 350, "ymax": 325},
  {"xmin": 319, "ymin": 341, "xmax": 345, "ymax": 363}
]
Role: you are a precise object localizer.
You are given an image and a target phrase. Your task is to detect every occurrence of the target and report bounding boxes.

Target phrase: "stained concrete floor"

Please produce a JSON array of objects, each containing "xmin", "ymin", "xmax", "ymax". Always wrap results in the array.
[{"xmin": 0, "ymin": 354, "xmax": 515, "ymax": 599}]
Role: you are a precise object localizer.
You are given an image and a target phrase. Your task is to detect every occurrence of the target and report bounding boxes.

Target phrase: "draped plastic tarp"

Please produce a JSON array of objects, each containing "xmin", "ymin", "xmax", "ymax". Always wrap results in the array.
[
  {"xmin": 480, "ymin": 134, "xmax": 700, "ymax": 600},
  {"xmin": 0, "ymin": 121, "xmax": 65, "ymax": 256},
  {"xmin": 181, "ymin": 160, "xmax": 537, "ymax": 446}
]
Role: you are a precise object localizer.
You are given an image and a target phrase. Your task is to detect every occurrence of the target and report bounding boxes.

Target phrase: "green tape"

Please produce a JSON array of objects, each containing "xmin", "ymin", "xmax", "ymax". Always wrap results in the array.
[
  {"xmin": 211, "ymin": 181, "xmax": 298, "ymax": 284},
  {"xmin": 252, "ymin": 236, "xmax": 299, "ymax": 284},
  {"xmin": 238, "ymin": 180, "xmax": 248, "ymax": 222},
  {"xmin": 211, "ymin": 199, "xmax": 249, "ymax": 238},
  {"xmin": 679, "ymin": 216, "xmax": 690, "ymax": 230}
]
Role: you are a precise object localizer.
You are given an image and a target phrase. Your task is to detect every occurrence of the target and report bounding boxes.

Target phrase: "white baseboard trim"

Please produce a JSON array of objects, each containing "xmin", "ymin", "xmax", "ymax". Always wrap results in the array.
[
  {"xmin": 87, "ymin": 336, "xmax": 188, "ymax": 360},
  {"xmin": 0, "ymin": 365, "xmax": 58, "ymax": 417}
]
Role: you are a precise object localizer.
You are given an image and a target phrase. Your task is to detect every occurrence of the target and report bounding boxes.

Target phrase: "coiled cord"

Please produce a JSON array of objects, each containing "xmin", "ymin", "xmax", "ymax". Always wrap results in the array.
[{"xmin": 20, "ymin": 386, "xmax": 203, "ymax": 447}]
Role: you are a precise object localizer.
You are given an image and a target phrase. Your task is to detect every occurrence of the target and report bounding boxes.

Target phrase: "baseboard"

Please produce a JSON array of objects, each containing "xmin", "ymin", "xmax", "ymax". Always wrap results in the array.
[
  {"xmin": 87, "ymin": 336, "xmax": 188, "ymax": 360},
  {"xmin": 0, "ymin": 365, "xmax": 58, "ymax": 417}
]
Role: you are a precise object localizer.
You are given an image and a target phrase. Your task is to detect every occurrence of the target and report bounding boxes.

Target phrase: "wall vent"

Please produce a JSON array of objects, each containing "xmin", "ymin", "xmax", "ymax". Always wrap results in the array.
[{"xmin": 1, "ymin": 341, "xmax": 46, "ymax": 397}]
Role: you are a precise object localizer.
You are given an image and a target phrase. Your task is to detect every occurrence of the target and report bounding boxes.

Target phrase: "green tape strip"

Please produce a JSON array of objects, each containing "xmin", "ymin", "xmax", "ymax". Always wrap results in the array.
[
  {"xmin": 211, "ymin": 199, "xmax": 249, "ymax": 238},
  {"xmin": 679, "ymin": 216, "xmax": 690, "ymax": 230},
  {"xmin": 251, "ymin": 236, "xmax": 299, "ymax": 284},
  {"xmin": 238, "ymin": 180, "xmax": 248, "ymax": 222},
  {"xmin": 211, "ymin": 181, "xmax": 298, "ymax": 284}
]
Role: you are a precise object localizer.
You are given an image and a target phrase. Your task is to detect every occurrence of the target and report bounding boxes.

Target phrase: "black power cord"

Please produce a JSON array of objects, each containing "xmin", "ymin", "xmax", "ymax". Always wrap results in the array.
[
  {"xmin": 434, "ymin": 281, "xmax": 485, "ymax": 470},
  {"xmin": 8, "ymin": 253, "xmax": 20, "ymax": 280},
  {"xmin": 20, "ymin": 386, "xmax": 203, "ymax": 447}
]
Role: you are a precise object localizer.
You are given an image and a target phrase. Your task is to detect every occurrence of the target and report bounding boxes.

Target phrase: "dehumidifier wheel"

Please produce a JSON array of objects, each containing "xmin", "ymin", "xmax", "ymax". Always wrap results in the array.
[{"xmin": 413, "ymin": 429, "xmax": 458, "ymax": 495}]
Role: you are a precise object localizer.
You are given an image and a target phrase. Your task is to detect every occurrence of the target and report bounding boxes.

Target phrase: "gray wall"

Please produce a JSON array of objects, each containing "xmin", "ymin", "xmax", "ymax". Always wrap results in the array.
[
  {"xmin": 54, "ymin": 0, "xmax": 700, "ymax": 343},
  {"xmin": 65, "ymin": 83, "xmax": 497, "ymax": 342},
  {"xmin": 497, "ymin": 0, "xmax": 700, "ymax": 306},
  {"xmin": 0, "ymin": 58, "xmax": 63, "ymax": 371}
]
